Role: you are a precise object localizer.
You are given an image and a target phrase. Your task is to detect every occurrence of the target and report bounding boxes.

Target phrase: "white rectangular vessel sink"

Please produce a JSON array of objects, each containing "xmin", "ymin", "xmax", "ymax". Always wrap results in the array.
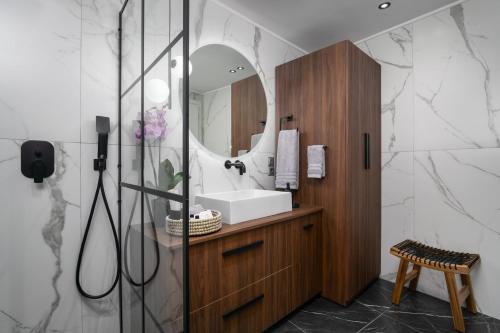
[{"xmin": 195, "ymin": 190, "xmax": 292, "ymax": 225}]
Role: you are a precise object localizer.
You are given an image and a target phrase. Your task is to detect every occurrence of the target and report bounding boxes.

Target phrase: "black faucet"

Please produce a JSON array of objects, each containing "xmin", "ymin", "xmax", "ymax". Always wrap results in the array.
[{"xmin": 224, "ymin": 160, "xmax": 246, "ymax": 175}]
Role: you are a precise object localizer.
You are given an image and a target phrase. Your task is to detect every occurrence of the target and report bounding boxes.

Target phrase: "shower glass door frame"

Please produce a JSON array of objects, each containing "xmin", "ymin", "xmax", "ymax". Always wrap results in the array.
[{"xmin": 118, "ymin": 0, "xmax": 190, "ymax": 331}]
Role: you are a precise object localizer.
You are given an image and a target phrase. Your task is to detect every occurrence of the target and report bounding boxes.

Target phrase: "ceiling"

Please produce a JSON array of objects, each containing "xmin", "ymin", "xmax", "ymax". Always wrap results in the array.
[
  {"xmin": 215, "ymin": 0, "xmax": 458, "ymax": 52},
  {"xmin": 190, "ymin": 44, "xmax": 256, "ymax": 93}
]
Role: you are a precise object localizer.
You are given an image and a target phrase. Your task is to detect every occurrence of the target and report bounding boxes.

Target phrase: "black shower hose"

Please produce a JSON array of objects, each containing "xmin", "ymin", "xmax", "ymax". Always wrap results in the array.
[
  {"xmin": 122, "ymin": 190, "xmax": 160, "ymax": 286},
  {"xmin": 76, "ymin": 166, "xmax": 161, "ymax": 298},
  {"xmin": 76, "ymin": 168, "xmax": 120, "ymax": 299}
]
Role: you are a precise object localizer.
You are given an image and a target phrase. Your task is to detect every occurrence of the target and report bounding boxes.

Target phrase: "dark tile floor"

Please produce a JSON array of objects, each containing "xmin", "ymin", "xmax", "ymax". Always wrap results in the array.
[{"xmin": 269, "ymin": 280, "xmax": 500, "ymax": 332}]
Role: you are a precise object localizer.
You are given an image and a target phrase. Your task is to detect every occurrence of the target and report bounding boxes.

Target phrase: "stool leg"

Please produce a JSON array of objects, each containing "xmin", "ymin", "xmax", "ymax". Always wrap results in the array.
[
  {"xmin": 408, "ymin": 264, "xmax": 421, "ymax": 291},
  {"xmin": 460, "ymin": 274, "xmax": 477, "ymax": 313},
  {"xmin": 392, "ymin": 259, "xmax": 409, "ymax": 305},
  {"xmin": 444, "ymin": 272, "xmax": 465, "ymax": 333}
]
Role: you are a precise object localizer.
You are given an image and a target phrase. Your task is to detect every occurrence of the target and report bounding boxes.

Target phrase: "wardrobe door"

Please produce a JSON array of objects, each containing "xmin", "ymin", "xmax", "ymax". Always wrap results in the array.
[{"xmin": 345, "ymin": 42, "xmax": 381, "ymax": 300}]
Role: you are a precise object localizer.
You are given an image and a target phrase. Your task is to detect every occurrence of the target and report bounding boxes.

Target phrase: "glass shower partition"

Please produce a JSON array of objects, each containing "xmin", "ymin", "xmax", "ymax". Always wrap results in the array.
[{"xmin": 119, "ymin": 0, "xmax": 189, "ymax": 332}]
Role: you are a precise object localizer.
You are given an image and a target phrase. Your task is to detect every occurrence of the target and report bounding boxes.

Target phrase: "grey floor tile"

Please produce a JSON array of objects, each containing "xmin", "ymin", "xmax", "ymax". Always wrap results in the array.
[
  {"xmin": 270, "ymin": 280, "xmax": 500, "ymax": 333},
  {"xmin": 361, "ymin": 311, "xmax": 500, "ymax": 333},
  {"xmin": 270, "ymin": 320, "xmax": 304, "ymax": 333},
  {"xmin": 355, "ymin": 280, "xmax": 401, "ymax": 312}
]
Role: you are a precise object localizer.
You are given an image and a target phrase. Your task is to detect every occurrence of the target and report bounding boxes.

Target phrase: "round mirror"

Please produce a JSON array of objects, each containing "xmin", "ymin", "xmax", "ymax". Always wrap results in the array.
[{"xmin": 189, "ymin": 44, "xmax": 267, "ymax": 157}]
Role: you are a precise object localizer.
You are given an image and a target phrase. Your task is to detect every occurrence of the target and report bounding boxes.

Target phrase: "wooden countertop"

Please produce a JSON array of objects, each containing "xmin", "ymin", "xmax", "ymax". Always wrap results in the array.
[{"xmin": 139, "ymin": 205, "xmax": 323, "ymax": 250}]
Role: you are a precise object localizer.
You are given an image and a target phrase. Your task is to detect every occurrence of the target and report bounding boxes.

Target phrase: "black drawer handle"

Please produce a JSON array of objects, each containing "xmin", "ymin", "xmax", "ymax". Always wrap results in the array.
[
  {"xmin": 222, "ymin": 240, "xmax": 264, "ymax": 258},
  {"xmin": 303, "ymin": 224, "xmax": 314, "ymax": 230},
  {"xmin": 222, "ymin": 294, "xmax": 264, "ymax": 320}
]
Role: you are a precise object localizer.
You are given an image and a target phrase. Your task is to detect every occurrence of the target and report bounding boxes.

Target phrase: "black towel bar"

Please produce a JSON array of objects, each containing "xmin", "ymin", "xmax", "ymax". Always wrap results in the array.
[{"xmin": 279, "ymin": 114, "xmax": 295, "ymax": 131}]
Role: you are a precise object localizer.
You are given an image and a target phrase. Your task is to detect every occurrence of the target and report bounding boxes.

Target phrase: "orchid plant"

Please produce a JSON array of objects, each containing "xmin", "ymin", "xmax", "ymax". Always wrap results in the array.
[
  {"xmin": 135, "ymin": 104, "xmax": 184, "ymax": 220},
  {"xmin": 135, "ymin": 105, "xmax": 167, "ymax": 141}
]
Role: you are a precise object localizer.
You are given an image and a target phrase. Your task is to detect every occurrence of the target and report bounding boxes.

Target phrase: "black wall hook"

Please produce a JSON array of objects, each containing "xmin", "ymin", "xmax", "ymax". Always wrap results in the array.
[{"xmin": 21, "ymin": 140, "xmax": 54, "ymax": 183}]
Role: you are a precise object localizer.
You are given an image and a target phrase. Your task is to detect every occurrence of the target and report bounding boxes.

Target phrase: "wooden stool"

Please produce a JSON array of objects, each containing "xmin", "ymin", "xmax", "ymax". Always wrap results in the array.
[{"xmin": 390, "ymin": 240, "xmax": 480, "ymax": 333}]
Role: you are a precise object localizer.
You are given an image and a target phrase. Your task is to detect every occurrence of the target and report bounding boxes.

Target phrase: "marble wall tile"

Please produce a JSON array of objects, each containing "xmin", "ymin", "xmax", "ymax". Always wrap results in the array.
[
  {"xmin": 144, "ymin": 0, "xmax": 172, "ymax": 67},
  {"xmin": 0, "ymin": 140, "xmax": 82, "ymax": 332},
  {"xmin": 81, "ymin": 0, "xmax": 121, "ymax": 144},
  {"xmin": 359, "ymin": 25, "xmax": 414, "ymax": 153},
  {"xmin": 121, "ymin": 0, "xmax": 142, "ymax": 94},
  {"xmin": 80, "ymin": 143, "xmax": 120, "ymax": 333},
  {"xmin": 414, "ymin": 148, "xmax": 500, "ymax": 319},
  {"xmin": 0, "ymin": 0, "xmax": 81, "ymax": 142},
  {"xmin": 246, "ymin": 152, "xmax": 275, "ymax": 190},
  {"xmin": 380, "ymin": 152, "xmax": 414, "ymax": 281},
  {"xmin": 414, "ymin": 0, "xmax": 500, "ymax": 150}
]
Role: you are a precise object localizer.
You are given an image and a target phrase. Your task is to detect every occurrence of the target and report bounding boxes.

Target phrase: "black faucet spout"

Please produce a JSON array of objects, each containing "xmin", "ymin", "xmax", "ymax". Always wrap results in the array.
[{"xmin": 224, "ymin": 160, "xmax": 246, "ymax": 175}]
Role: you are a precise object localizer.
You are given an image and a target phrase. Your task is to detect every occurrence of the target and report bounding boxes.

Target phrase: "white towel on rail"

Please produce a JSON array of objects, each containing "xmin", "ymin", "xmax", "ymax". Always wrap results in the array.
[
  {"xmin": 307, "ymin": 145, "xmax": 325, "ymax": 178},
  {"xmin": 275, "ymin": 129, "xmax": 299, "ymax": 190}
]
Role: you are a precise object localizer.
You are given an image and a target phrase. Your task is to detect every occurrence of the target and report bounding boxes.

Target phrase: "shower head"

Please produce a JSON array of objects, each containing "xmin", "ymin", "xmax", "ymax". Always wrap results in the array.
[
  {"xmin": 96, "ymin": 116, "xmax": 110, "ymax": 134},
  {"xmin": 95, "ymin": 116, "xmax": 110, "ymax": 164}
]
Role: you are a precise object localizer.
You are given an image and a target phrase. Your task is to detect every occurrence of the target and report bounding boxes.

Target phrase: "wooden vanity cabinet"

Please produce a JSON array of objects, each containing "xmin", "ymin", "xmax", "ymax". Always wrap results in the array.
[
  {"xmin": 189, "ymin": 208, "xmax": 322, "ymax": 332},
  {"xmin": 290, "ymin": 214, "xmax": 322, "ymax": 310}
]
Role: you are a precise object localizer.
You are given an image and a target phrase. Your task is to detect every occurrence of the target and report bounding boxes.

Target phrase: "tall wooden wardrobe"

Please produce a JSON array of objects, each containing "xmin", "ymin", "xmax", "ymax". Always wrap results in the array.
[{"xmin": 276, "ymin": 40, "xmax": 381, "ymax": 305}]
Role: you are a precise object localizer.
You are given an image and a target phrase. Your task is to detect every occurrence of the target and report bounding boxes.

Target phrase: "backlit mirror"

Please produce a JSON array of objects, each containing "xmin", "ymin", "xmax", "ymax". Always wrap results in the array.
[{"xmin": 189, "ymin": 44, "xmax": 267, "ymax": 157}]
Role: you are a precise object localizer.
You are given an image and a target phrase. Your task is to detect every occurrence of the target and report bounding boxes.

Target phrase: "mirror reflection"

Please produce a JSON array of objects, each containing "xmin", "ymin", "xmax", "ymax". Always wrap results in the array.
[{"xmin": 189, "ymin": 44, "xmax": 267, "ymax": 157}]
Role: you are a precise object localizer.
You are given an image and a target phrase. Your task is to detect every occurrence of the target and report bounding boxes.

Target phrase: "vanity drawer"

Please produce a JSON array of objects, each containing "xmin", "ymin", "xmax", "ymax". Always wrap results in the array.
[
  {"xmin": 190, "ymin": 222, "xmax": 291, "ymax": 311},
  {"xmin": 220, "ymin": 222, "xmax": 290, "ymax": 295},
  {"xmin": 190, "ymin": 267, "xmax": 291, "ymax": 333}
]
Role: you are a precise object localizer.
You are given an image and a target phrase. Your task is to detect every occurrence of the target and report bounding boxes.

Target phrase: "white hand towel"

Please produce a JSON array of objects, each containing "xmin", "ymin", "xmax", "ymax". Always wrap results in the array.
[
  {"xmin": 307, "ymin": 145, "xmax": 325, "ymax": 178},
  {"xmin": 250, "ymin": 133, "xmax": 263, "ymax": 150},
  {"xmin": 275, "ymin": 129, "xmax": 299, "ymax": 190}
]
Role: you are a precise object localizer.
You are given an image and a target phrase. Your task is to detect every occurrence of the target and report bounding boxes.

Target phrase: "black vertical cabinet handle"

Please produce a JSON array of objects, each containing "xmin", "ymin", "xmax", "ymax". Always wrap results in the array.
[{"xmin": 364, "ymin": 133, "xmax": 371, "ymax": 170}]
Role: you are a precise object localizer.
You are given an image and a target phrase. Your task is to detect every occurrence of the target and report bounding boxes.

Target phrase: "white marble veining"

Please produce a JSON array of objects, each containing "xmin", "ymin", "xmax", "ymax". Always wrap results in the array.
[
  {"xmin": 414, "ymin": 0, "xmax": 500, "ymax": 150},
  {"xmin": 81, "ymin": 0, "xmax": 121, "ymax": 145},
  {"xmin": 380, "ymin": 152, "xmax": 414, "ymax": 281},
  {"xmin": 359, "ymin": 25, "xmax": 414, "ymax": 153},
  {"xmin": 0, "ymin": 140, "xmax": 81, "ymax": 333},
  {"xmin": 414, "ymin": 149, "xmax": 500, "ymax": 317},
  {"xmin": 359, "ymin": 0, "xmax": 500, "ymax": 320}
]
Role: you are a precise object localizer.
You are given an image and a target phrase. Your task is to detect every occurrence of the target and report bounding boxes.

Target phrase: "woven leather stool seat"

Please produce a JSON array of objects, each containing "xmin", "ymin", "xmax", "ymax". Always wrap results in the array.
[{"xmin": 391, "ymin": 239, "xmax": 480, "ymax": 274}]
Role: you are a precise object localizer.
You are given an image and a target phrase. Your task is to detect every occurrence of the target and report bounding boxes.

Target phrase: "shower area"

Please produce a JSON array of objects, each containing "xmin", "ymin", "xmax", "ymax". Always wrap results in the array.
[{"xmin": 119, "ymin": 0, "xmax": 190, "ymax": 331}]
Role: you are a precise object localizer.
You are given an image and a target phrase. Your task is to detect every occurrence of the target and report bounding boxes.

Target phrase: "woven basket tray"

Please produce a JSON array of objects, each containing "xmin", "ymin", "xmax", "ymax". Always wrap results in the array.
[{"xmin": 166, "ymin": 210, "xmax": 222, "ymax": 236}]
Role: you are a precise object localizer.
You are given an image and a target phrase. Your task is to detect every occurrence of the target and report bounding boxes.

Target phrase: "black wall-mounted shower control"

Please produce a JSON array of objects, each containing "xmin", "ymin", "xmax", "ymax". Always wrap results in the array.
[{"xmin": 21, "ymin": 140, "xmax": 54, "ymax": 183}]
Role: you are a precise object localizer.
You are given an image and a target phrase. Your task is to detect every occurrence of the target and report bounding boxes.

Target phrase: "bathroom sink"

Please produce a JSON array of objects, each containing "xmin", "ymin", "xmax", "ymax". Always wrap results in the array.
[{"xmin": 195, "ymin": 190, "xmax": 292, "ymax": 224}]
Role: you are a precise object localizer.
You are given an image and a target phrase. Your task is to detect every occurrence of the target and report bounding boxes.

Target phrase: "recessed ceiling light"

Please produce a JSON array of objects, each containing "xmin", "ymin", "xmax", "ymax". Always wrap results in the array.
[
  {"xmin": 229, "ymin": 69, "xmax": 237, "ymax": 73},
  {"xmin": 378, "ymin": 2, "xmax": 391, "ymax": 9},
  {"xmin": 237, "ymin": 66, "xmax": 245, "ymax": 70}
]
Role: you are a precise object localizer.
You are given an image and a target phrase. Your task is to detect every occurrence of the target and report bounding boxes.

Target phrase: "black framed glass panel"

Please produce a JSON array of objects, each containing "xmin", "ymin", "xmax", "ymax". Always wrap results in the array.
[{"xmin": 119, "ymin": 0, "xmax": 189, "ymax": 332}]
